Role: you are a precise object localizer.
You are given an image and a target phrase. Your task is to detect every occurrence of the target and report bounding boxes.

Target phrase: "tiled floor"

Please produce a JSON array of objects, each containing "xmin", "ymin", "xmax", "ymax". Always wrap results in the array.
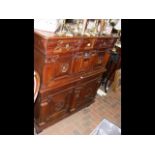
[{"xmin": 40, "ymin": 86, "xmax": 121, "ymax": 135}]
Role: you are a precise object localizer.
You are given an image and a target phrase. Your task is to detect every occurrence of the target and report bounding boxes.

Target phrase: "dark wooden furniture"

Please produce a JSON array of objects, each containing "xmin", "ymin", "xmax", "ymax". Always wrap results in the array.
[
  {"xmin": 34, "ymin": 30, "xmax": 117, "ymax": 132},
  {"xmin": 101, "ymin": 45, "xmax": 121, "ymax": 92}
]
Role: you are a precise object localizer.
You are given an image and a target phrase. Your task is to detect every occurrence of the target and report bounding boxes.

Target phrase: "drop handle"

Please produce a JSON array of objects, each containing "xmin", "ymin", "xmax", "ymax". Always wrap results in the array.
[
  {"xmin": 65, "ymin": 44, "xmax": 70, "ymax": 49},
  {"xmin": 55, "ymin": 46, "xmax": 61, "ymax": 50},
  {"xmin": 80, "ymin": 73, "xmax": 87, "ymax": 79},
  {"xmin": 83, "ymin": 52, "xmax": 90, "ymax": 59},
  {"xmin": 87, "ymin": 43, "xmax": 91, "ymax": 47},
  {"xmin": 57, "ymin": 40, "xmax": 64, "ymax": 44}
]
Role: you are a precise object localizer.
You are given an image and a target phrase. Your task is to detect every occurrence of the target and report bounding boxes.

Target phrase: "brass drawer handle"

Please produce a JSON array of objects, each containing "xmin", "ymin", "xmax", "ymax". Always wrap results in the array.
[
  {"xmin": 80, "ymin": 72, "xmax": 87, "ymax": 79},
  {"xmin": 61, "ymin": 63, "xmax": 69, "ymax": 73},
  {"xmin": 57, "ymin": 40, "xmax": 64, "ymax": 44},
  {"xmin": 87, "ymin": 43, "xmax": 91, "ymax": 47},
  {"xmin": 84, "ymin": 52, "xmax": 90, "ymax": 59},
  {"xmin": 55, "ymin": 46, "xmax": 61, "ymax": 50},
  {"xmin": 55, "ymin": 40, "xmax": 64, "ymax": 50},
  {"xmin": 65, "ymin": 44, "xmax": 70, "ymax": 49},
  {"xmin": 55, "ymin": 44, "xmax": 70, "ymax": 51}
]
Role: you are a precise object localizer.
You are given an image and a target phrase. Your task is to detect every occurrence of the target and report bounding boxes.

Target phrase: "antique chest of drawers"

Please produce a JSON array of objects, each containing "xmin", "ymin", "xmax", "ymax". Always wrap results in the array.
[{"xmin": 34, "ymin": 30, "xmax": 117, "ymax": 132}]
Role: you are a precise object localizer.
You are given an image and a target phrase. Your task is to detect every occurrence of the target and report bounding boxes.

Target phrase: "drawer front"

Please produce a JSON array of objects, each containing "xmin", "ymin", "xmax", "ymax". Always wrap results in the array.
[
  {"xmin": 72, "ymin": 51, "xmax": 93, "ymax": 74},
  {"xmin": 42, "ymin": 53, "xmax": 73, "ymax": 85},
  {"xmin": 47, "ymin": 38, "xmax": 82, "ymax": 54},
  {"xmin": 40, "ymin": 51, "xmax": 109, "ymax": 88},
  {"xmin": 80, "ymin": 38, "xmax": 95, "ymax": 50},
  {"xmin": 92, "ymin": 51, "xmax": 110, "ymax": 69},
  {"xmin": 94, "ymin": 38, "xmax": 116, "ymax": 49},
  {"xmin": 72, "ymin": 50, "xmax": 109, "ymax": 74}
]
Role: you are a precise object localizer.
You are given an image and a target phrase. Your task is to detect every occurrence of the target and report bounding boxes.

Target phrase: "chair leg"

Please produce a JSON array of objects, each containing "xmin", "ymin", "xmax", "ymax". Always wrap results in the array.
[
  {"xmin": 104, "ymin": 78, "xmax": 108, "ymax": 93},
  {"xmin": 112, "ymin": 69, "xmax": 121, "ymax": 92}
]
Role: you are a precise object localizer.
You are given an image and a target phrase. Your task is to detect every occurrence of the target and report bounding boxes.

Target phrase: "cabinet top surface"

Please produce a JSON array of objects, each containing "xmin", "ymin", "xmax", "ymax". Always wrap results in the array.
[{"xmin": 34, "ymin": 29, "xmax": 118, "ymax": 40}]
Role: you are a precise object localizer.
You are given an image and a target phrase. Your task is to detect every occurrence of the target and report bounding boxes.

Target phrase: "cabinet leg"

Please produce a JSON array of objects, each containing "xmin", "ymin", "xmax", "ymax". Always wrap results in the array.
[{"xmin": 34, "ymin": 122, "xmax": 43, "ymax": 134}]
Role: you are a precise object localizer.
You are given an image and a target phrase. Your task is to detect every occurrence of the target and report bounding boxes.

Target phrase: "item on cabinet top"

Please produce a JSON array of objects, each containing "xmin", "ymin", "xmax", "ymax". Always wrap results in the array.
[
  {"xmin": 115, "ymin": 40, "xmax": 121, "ymax": 48},
  {"xmin": 114, "ymin": 20, "xmax": 121, "ymax": 31},
  {"xmin": 34, "ymin": 19, "xmax": 120, "ymax": 37},
  {"xmin": 113, "ymin": 20, "xmax": 121, "ymax": 38},
  {"xmin": 55, "ymin": 19, "xmax": 67, "ymax": 36},
  {"xmin": 102, "ymin": 19, "xmax": 113, "ymax": 35},
  {"xmin": 34, "ymin": 19, "xmax": 60, "ymax": 33},
  {"xmin": 56, "ymin": 19, "xmax": 87, "ymax": 37},
  {"xmin": 65, "ymin": 19, "xmax": 84, "ymax": 36},
  {"xmin": 84, "ymin": 19, "xmax": 99, "ymax": 36},
  {"xmin": 98, "ymin": 19, "xmax": 106, "ymax": 36},
  {"xmin": 110, "ymin": 19, "xmax": 119, "ymax": 27}
]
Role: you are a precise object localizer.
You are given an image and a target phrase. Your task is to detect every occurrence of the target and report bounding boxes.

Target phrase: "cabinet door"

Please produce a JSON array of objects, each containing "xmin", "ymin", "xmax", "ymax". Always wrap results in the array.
[
  {"xmin": 47, "ymin": 88, "xmax": 73, "ymax": 121},
  {"xmin": 70, "ymin": 77, "xmax": 101, "ymax": 112},
  {"xmin": 37, "ymin": 88, "xmax": 73, "ymax": 125}
]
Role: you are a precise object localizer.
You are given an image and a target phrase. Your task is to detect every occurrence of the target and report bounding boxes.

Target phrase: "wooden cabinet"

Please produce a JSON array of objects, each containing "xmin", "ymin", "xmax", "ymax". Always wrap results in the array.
[{"xmin": 34, "ymin": 30, "xmax": 117, "ymax": 132}]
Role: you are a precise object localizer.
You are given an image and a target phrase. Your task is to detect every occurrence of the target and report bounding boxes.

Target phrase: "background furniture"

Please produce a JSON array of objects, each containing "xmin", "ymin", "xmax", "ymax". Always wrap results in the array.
[
  {"xmin": 101, "ymin": 45, "xmax": 121, "ymax": 92},
  {"xmin": 34, "ymin": 30, "xmax": 117, "ymax": 133},
  {"xmin": 34, "ymin": 71, "xmax": 40, "ymax": 134},
  {"xmin": 34, "ymin": 71, "xmax": 40, "ymax": 102},
  {"xmin": 111, "ymin": 69, "xmax": 121, "ymax": 92}
]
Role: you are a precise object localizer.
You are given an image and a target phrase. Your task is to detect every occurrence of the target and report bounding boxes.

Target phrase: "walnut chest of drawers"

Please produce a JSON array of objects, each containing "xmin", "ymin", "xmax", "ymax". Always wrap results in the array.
[{"xmin": 34, "ymin": 30, "xmax": 117, "ymax": 132}]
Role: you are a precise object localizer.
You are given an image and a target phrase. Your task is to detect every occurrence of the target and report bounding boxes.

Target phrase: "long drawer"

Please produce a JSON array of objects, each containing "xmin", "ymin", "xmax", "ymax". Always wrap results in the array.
[{"xmin": 35, "ymin": 50, "xmax": 110, "ymax": 90}]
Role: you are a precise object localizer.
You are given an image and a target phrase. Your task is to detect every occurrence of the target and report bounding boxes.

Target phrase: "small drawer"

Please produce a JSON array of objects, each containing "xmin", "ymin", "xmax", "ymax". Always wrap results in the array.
[
  {"xmin": 80, "ymin": 38, "xmax": 95, "ymax": 50},
  {"xmin": 47, "ymin": 39, "xmax": 82, "ymax": 53},
  {"xmin": 94, "ymin": 38, "xmax": 115, "ymax": 49}
]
